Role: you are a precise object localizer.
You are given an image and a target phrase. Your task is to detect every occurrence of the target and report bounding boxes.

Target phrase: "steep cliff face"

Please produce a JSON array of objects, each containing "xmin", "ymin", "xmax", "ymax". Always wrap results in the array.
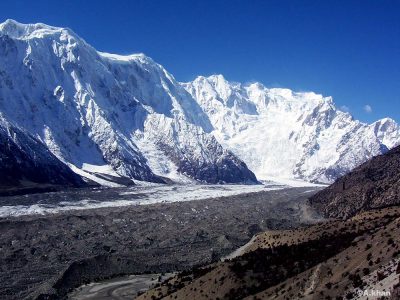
[
  {"xmin": 184, "ymin": 75, "xmax": 400, "ymax": 183},
  {"xmin": 0, "ymin": 20, "xmax": 257, "ymax": 185},
  {"xmin": 0, "ymin": 116, "xmax": 85, "ymax": 187},
  {"xmin": 309, "ymin": 145, "xmax": 400, "ymax": 218}
]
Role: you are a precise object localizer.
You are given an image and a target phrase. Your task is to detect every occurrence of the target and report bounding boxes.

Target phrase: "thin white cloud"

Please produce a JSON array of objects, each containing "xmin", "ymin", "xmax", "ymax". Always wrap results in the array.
[
  {"xmin": 363, "ymin": 104, "xmax": 373, "ymax": 113},
  {"xmin": 340, "ymin": 105, "xmax": 350, "ymax": 112}
]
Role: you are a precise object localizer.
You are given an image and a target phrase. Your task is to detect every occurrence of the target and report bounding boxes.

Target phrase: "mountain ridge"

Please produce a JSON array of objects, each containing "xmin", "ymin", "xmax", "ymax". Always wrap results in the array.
[
  {"xmin": 0, "ymin": 19, "xmax": 399, "ymax": 186},
  {"xmin": 0, "ymin": 19, "xmax": 257, "ymax": 186}
]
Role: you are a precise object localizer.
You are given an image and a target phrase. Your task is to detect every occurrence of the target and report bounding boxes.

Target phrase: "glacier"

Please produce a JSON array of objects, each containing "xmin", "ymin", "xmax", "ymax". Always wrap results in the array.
[{"xmin": 0, "ymin": 19, "xmax": 399, "ymax": 186}]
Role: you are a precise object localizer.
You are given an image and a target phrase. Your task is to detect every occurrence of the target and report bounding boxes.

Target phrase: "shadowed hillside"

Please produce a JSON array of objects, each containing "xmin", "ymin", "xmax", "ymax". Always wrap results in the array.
[{"xmin": 309, "ymin": 145, "xmax": 400, "ymax": 219}]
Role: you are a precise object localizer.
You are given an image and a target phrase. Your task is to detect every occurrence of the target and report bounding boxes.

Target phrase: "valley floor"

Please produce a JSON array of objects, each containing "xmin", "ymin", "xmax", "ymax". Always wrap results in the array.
[{"xmin": 0, "ymin": 186, "xmax": 321, "ymax": 299}]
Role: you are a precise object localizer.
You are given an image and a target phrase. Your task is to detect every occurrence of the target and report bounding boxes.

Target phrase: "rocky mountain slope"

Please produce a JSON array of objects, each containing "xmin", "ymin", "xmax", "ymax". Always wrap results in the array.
[
  {"xmin": 184, "ymin": 75, "xmax": 400, "ymax": 183},
  {"xmin": 0, "ymin": 19, "xmax": 257, "ymax": 185},
  {"xmin": 0, "ymin": 115, "xmax": 85, "ymax": 190},
  {"xmin": 309, "ymin": 144, "xmax": 400, "ymax": 219},
  {"xmin": 139, "ymin": 206, "xmax": 400, "ymax": 300}
]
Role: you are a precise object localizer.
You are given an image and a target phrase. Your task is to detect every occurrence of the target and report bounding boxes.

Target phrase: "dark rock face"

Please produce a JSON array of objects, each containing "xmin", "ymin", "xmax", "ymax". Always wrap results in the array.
[
  {"xmin": 309, "ymin": 145, "xmax": 400, "ymax": 219},
  {"xmin": 0, "ymin": 120, "xmax": 85, "ymax": 188},
  {"xmin": 178, "ymin": 153, "xmax": 258, "ymax": 184},
  {"xmin": 158, "ymin": 141, "xmax": 258, "ymax": 184}
]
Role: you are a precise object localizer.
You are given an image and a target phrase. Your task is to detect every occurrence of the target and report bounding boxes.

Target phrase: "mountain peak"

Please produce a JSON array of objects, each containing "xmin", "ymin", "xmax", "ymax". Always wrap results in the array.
[
  {"xmin": 0, "ymin": 19, "xmax": 74, "ymax": 40},
  {"xmin": 207, "ymin": 74, "xmax": 227, "ymax": 82},
  {"xmin": 246, "ymin": 81, "xmax": 267, "ymax": 90},
  {"xmin": 192, "ymin": 74, "xmax": 228, "ymax": 84},
  {"xmin": 374, "ymin": 117, "xmax": 396, "ymax": 126}
]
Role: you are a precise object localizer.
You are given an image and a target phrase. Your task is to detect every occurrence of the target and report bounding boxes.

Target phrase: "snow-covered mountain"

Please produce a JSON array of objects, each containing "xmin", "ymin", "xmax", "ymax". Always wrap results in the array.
[
  {"xmin": 0, "ymin": 20, "xmax": 257, "ymax": 185},
  {"xmin": 0, "ymin": 19, "xmax": 398, "ymax": 186},
  {"xmin": 183, "ymin": 75, "xmax": 400, "ymax": 183}
]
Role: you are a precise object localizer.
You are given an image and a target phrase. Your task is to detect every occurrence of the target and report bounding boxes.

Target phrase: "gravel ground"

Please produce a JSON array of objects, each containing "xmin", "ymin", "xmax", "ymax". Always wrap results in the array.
[
  {"xmin": 68, "ymin": 273, "xmax": 174, "ymax": 300},
  {"xmin": 0, "ymin": 186, "xmax": 322, "ymax": 299}
]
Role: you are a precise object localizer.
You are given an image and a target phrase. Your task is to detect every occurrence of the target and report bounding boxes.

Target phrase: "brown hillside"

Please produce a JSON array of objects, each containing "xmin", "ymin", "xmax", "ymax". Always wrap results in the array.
[
  {"xmin": 137, "ymin": 207, "xmax": 400, "ymax": 300},
  {"xmin": 309, "ymin": 145, "xmax": 400, "ymax": 219}
]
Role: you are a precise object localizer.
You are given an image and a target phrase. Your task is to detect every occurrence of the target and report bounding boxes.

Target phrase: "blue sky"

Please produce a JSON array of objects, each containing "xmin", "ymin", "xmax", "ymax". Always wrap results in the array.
[{"xmin": 0, "ymin": 0, "xmax": 399, "ymax": 123}]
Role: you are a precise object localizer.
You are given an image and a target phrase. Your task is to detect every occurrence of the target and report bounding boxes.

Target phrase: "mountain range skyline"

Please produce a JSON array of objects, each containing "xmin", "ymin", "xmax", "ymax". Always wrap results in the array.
[
  {"xmin": 0, "ymin": 19, "xmax": 399, "ymax": 186},
  {"xmin": 0, "ymin": 0, "xmax": 399, "ymax": 124}
]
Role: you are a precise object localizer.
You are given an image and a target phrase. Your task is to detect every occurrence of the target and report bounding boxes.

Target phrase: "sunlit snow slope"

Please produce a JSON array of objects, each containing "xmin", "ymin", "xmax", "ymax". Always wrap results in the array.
[
  {"xmin": 183, "ymin": 75, "xmax": 400, "ymax": 183},
  {"xmin": 0, "ymin": 20, "xmax": 257, "ymax": 185}
]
